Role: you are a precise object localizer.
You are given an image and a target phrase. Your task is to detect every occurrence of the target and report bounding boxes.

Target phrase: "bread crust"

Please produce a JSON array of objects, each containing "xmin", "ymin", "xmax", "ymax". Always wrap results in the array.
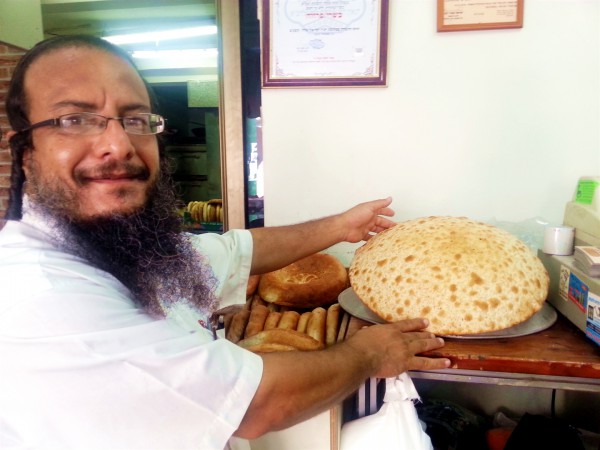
[
  {"xmin": 237, "ymin": 329, "xmax": 324, "ymax": 352},
  {"xmin": 244, "ymin": 304, "xmax": 270, "ymax": 338},
  {"xmin": 277, "ymin": 310, "xmax": 301, "ymax": 330},
  {"xmin": 349, "ymin": 216, "xmax": 550, "ymax": 335},
  {"xmin": 246, "ymin": 275, "xmax": 261, "ymax": 297},
  {"xmin": 258, "ymin": 253, "xmax": 349, "ymax": 308},
  {"xmin": 326, "ymin": 303, "xmax": 342, "ymax": 346},
  {"xmin": 225, "ymin": 308, "xmax": 251, "ymax": 343},
  {"xmin": 264, "ymin": 311, "xmax": 282, "ymax": 330},
  {"xmin": 306, "ymin": 307, "xmax": 327, "ymax": 346}
]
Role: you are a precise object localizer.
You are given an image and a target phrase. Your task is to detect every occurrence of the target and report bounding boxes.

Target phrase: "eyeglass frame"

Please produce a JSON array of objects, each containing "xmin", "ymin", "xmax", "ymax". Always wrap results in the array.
[{"xmin": 17, "ymin": 112, "xmax": 166, "ymax": 136}]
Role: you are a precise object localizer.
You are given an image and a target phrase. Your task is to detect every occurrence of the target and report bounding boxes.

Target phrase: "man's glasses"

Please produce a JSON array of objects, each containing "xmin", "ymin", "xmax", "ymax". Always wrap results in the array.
[{"xmin": 19, "ymin": 112, "xmax": 165, "ymax": 136}]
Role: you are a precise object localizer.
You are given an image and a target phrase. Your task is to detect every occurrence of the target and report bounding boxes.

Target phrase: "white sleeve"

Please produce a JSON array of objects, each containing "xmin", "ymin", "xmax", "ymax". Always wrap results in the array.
[
  {"xmin": 1, "ymin": 289, "xmax": 263, "ymax": 450},
  {"xmin": 190, "ymin": 229, "xmax": 253, "ymax": 308}
]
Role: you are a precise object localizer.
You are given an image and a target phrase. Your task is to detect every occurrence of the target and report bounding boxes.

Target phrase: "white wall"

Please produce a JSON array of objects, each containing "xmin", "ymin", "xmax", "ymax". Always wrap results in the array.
[{"xmin": 260, "ymin": 0, "xmax": 600, "ymax": 263}]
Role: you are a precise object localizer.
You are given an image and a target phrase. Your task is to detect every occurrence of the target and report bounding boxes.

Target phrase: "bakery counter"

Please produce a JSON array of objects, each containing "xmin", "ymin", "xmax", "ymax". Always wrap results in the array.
[{"xmin": 341, "ymin": 312, "xmax": 600, "ymax": 393}]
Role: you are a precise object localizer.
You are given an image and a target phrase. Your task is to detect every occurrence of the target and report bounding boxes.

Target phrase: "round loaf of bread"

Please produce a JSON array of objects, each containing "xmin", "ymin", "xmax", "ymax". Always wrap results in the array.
[
  {"xmin": 349, "ymin": 216, "xmax": 549, "ymax": 335},
  {"xmin": 259, "ymin": 253, "xmax": 349, "ymax": 308}
]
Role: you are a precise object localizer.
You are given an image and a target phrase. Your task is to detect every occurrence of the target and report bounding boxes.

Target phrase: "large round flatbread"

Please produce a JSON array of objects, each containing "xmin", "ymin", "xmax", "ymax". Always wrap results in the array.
[
  {"xmin": 259, "ymin": 253, "xmax": 349, "ymax": 309},
  {"xmin": 349, "ymin": 216, "xmax": 549, "ymax": 335}
]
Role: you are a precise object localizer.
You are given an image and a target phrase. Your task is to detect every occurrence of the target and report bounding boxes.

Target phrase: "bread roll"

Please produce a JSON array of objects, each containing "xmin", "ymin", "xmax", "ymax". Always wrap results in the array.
[
  {"xmin": 259, "ymin": 253, "xmax": 349, "ymax": 308},
  {"xmin": 277, "ymin": 310, "xmax": 301, "ymax": 330},
  {"xmin": 250, "ymin": 294, "xmax": 268, "ymax": 310},
  {"xmin": 326, "ymin": 303, "xmax": 341, "ymax": 346},
  {"xmin": 306, "ymin": 307, "xmax": 327, "ymax": 346},
  {"xmin": 226, "ymin": 308, "xmax": 251, "ymax": 343},
  {"xmin": 349, "ymin": 216, "xmax": 550, "ymax": 335},
  {"xmin": 246, "ymin": 275, "xmax": 261, "ymax": 297},
  {"xmin": 296, "ymin": 312, "xmax": 312, "ymax": 334},
  {"xmin": 264, "ymin": 311, "xmax": 282, "ymax": 330},
  {"xmin": 238, "ymin": 328, "xmax": 324, "ymax": 352},
  {"xmin": 244, "ymin": 304, "xmax": 270, "ymax": 338},
  {"xmin": 241, "ymin": 343, "xmax": 298, "ymax": 353}
]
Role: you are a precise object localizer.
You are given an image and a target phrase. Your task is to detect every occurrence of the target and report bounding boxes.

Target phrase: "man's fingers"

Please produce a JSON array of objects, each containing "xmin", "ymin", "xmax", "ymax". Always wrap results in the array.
[
  {"xmin": 388, "ymin": 318, "xmax": 431, "ymax": 333},
  {"xmin": 409, "ymin": 336, "xmax": 445, "ymax": 354},
  {"xmin": 410, "ymin": 356, "xmax": 452, "ymax": 371}
]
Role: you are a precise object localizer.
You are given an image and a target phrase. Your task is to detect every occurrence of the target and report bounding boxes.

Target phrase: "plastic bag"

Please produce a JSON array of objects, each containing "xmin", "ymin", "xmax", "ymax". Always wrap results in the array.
[
  {"xmin": 340, "ymin": 374, "xmax": 433, "ymax": 450},
  {"xmin": 487, "ymin": 216, "xmax": 549, "ymax": 253}
]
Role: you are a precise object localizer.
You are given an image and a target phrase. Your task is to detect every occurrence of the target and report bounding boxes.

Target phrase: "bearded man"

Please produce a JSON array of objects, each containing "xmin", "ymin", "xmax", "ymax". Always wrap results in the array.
[{"xmin": 0, "ymin": 35, "xmax": 449, "ymax": 449}]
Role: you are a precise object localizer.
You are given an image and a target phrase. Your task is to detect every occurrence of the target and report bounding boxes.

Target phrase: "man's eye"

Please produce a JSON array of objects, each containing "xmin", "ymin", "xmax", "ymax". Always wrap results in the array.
[
  {"xmin": 125, "ymin": 116, "xmax": 148, "ymax": 128},
  {"xmin": 62, "ymin": 116, "xmax": 84, "ymax": 127},
  {"xmin": 62, "ymin": 115, "xmax": 103, "ymax": 128}
]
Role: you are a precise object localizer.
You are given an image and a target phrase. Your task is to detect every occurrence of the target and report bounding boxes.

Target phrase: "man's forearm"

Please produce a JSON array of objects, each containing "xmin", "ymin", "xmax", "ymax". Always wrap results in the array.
[
  {"xmin": 234, "ymin": 340, "xmax": 373, "ymax": 439},
  {"xmin": 249, "ymin": 214, "xmax": 346, "ymax": 275},
  {"xmin": 234, "ymin": 319, "xmax": 450, "ymax": 439},
  {"xmin": 248, "ymin": 198, "xmax": 396, "ymax": 275}
]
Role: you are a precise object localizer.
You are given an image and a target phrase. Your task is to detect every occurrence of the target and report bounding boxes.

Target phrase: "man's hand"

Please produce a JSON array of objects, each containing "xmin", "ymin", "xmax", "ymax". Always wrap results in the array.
[
  {"xmin": 236, "ymin": 317, "xmax": 450, "ymax": 439},
  {"xmin": 343, "ymin": 318, "xmax": 450, "ymax": 378},
  {"xmin": 340, "ymin": 197, "xmax": 396, "ymax": 243},
  {"xmin": 249, "ymin": 196, "xmax": 396, "ymax": 275}
]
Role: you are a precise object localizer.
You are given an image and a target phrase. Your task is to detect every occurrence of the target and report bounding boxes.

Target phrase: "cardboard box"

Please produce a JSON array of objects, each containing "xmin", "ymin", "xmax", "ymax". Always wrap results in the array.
[
  {"xmin": 538, "ymin": 250, "xmax": 600, "ymax": 346},
  {"xmin": 249, "ymin": 409, "xmax": 340, "ymax": 450}
]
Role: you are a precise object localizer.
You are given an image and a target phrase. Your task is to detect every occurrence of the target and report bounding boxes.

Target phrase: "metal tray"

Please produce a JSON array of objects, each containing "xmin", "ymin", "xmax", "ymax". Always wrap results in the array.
[{"xmin": 338, "ymin": 287, "xmax": 557, "ymax": 339}]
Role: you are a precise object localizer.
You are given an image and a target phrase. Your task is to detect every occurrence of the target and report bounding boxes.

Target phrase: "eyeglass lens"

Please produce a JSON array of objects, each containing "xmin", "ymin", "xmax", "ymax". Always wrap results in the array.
[{"xmin": 59, "ymin": 113, "xmax": 164, "ymax": 135}]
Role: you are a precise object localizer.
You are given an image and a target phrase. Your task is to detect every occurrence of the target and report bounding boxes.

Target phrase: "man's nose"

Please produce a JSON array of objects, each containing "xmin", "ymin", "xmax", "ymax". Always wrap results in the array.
[{"xmin": 93, "ymin": 119, "xmax": 136, "ymax": 160}]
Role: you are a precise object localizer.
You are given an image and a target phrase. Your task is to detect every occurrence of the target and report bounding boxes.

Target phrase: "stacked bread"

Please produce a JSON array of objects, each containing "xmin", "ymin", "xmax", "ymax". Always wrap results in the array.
[
  {"xmin": 224, "ymin": 297, "xmax": 342, "ymax": 352},
  {"xmin": 349, "ymin": 216, "xmax": 550, "ymax": 335},
  {"xmin": 222, "ymin": 253, "xmax": 349, "ymax": 352},
  {"xmin": 186, "ymin": 199, "xmax": 223, "ymax": 223}
]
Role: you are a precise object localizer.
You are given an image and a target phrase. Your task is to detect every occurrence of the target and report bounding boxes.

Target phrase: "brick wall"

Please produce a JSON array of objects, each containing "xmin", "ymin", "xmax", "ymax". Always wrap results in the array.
[{"xmin": 0, "ymin": 43, "xmax": 26, "ymax": 219}]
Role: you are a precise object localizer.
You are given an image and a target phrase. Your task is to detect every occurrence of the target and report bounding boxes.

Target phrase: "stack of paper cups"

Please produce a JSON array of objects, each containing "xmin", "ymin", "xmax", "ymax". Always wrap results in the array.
[{"xmin": 542, "ymin": 226, "xmax": 575, "ymax": 256}]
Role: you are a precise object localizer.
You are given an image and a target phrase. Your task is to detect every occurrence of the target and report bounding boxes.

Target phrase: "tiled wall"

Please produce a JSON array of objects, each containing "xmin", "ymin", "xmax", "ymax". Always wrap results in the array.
[{"xmin": 0, "ymin": 42, "xmax": 26, "ymax": 218}]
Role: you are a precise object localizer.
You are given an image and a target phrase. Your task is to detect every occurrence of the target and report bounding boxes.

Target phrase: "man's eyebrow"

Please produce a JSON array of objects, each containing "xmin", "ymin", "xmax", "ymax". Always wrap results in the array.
[
  {"xmin": 51, "ymin": 100, "xmax": 96, "ymax": 111},
  {"xmin": 121, "ymin": 104, "xmax": 152, "ymax": 114},
  {"xmin": 50, "ymin": 101, "xmax": 152, "ymax": 114}
]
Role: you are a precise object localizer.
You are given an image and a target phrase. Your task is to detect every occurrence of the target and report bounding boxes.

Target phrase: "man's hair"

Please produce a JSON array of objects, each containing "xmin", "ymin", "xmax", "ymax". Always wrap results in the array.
[{"xmin": 4, "ymin": 34, "xmax": 159, "ymax": 220}]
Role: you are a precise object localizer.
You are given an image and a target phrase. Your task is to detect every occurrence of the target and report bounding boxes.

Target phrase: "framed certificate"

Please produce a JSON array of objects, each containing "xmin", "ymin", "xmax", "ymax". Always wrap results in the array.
[
  {"xmin": 437, "ymin": 0, "xmax": 524, "ymax": 32},
  {"xmin": 261, "ymin": 0, "xmax": 389, "ymax": 87}
]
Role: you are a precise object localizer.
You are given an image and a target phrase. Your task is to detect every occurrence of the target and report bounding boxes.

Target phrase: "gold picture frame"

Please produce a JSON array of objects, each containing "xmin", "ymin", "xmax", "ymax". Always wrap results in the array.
[
  {"xmin": 437, "ymin": 0, "xmax": 524, "ymax": 32},
  {"xmin": 261, "ymin": 0, "xmax": 389, "ymax": 87}
]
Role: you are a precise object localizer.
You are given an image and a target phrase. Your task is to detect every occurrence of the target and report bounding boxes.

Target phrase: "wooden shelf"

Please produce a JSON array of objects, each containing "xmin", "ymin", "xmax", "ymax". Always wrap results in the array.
[{"xmin": 342, "ymin": 311, "xmax": 600, "ymax": 389}]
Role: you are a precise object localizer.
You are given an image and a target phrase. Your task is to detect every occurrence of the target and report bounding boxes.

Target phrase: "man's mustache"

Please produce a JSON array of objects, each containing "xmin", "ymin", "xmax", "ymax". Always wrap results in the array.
[{"xmin": 74, "ymin": 162, "xmax": 151, "ymax": 184}]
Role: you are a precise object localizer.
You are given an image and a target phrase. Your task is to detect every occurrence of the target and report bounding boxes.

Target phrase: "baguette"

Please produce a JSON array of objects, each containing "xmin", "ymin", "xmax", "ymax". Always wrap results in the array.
[
  {"xmin": 241, "ymin": 343, "xmax": 298, "ymax": 353},
  {"xmin": 306, "ymin": 307, "xmax": 327, "ymax": 347},
  {"xmin": 226, "ymin": 308, "xmax": 251, "ymax": 343},
  {"xmin": 250, "ymin": 294, "xmax": 268, "ymax": 310},
  {"xmin": 277, "ymin": 310, "xmax": 301, "ymax": 330},
  {"xmin": 326, "ymin": 303, "xmax": 341, "ymax": 347},
  {"xmin": 264, "ymin": 311, "xmax": 282, "ymax": 330},
  {"xmin": 296, "ymin": 312, "xmax": 312, "ymax": 334},
  {"xmin": 238, "ymin": 328, "xmax": 324, "ymax": 352},
  {"xmin": 244, "ymin": 304, "xmax": 270, "ymax": 338},
  {"xmin": 246, "ymin": 275, "xmax": 261, "ymax": 297}
]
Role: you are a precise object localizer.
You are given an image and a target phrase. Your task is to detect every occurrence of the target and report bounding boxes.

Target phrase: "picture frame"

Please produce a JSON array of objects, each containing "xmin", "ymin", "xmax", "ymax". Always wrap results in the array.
[
  {"xmin": 261, "ymin": 0, "xmax": 389, "ymax": 88},
  {"xmin": 437, "ymin": 0, "xmax": 524, "ymax": 32}
]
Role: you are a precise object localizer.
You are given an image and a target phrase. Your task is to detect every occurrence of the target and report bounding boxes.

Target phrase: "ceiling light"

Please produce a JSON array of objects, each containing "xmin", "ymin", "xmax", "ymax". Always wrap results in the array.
[
  {"xmin": 131, "ymin": 48, "xmax": 219, "ymax": 70},
  {"xmin": 103, "ymin": 26, "xmax": 217, "ymax": 45}
]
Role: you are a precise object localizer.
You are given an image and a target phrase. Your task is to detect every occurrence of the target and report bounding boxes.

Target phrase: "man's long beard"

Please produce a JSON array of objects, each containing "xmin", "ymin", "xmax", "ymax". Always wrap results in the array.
[{"xmin": 26, "ymin": 158, "xmax": 218, "ymax": 317}]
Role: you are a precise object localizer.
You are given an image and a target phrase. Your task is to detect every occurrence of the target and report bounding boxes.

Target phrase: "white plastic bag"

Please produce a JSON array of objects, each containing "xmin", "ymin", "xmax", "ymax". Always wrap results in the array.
[{"xmin": 340, "ymin": 374, "xmax": 433, "ymax": 450}]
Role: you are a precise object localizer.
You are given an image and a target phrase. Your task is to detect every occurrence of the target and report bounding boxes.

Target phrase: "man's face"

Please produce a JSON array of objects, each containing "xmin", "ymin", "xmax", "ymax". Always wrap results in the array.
[{"xmin": 21, "ymin": 46, "xmax": 160, "ymax": 219}]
